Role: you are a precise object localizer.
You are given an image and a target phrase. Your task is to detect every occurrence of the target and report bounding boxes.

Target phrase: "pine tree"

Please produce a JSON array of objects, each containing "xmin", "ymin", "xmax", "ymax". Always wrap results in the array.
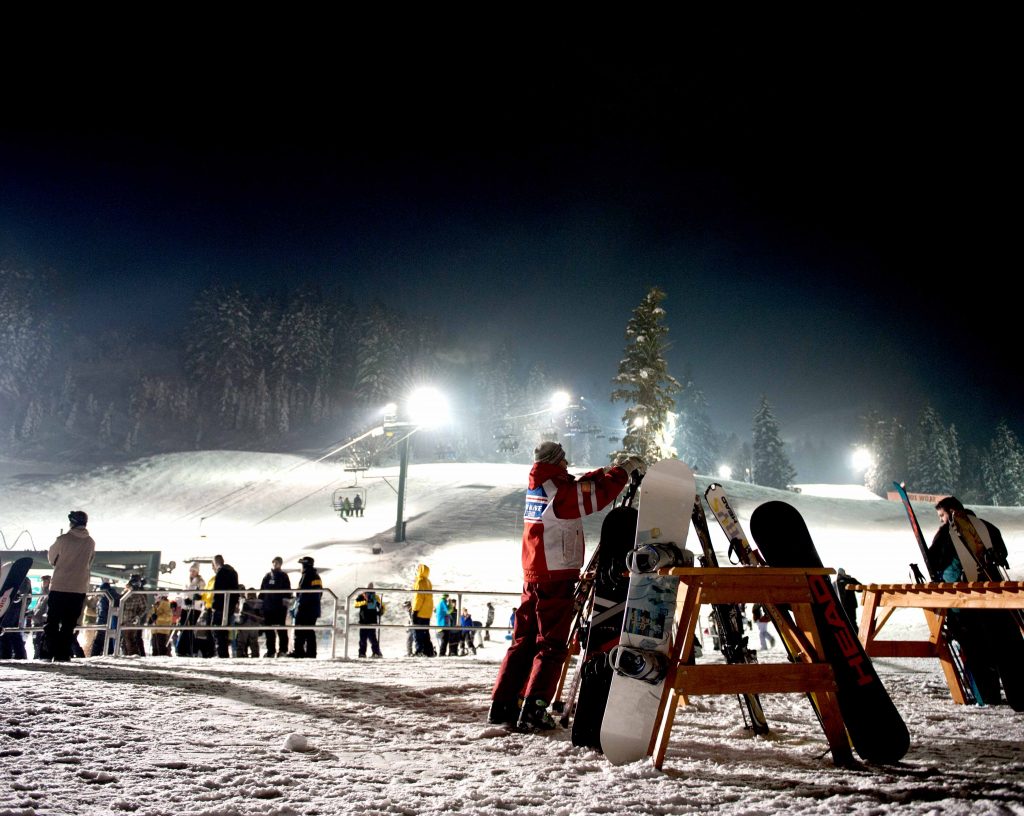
[
  {"xmin": 983, "ymin": 420, "xmax": 1024, "ymax": 506},
  {"xmin": 862, "ymin": 412, "xmax": 908, "ymax": 497},
  {"xmin": 610, "ymin": 287, "xmax": 681, "ymax": 464},
  {"xmin": 675, "ymin": 369, "xmax": 718, "ymax": 473},
  {"xmin": 907, "ymin": 405, "xmax": 956, "ymax": 494},
  {"xmin": 751, "ymin": 396, "xmax": 796, "ymax": 489}
]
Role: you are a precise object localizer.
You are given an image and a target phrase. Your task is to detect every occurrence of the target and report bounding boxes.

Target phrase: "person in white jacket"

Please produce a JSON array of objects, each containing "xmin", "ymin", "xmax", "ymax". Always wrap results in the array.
[{"xmin": 45, "ymin": 510, "xmax": 96, "ymax": 662}]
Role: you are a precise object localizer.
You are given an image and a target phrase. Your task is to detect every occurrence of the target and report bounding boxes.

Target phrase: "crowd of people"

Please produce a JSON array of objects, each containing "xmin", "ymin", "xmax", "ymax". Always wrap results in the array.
[
  {"xmin": 1, "ymin": 527, "xmax": 329, "ymax": 661},
  {"xmin": 2, "ymin": 518, "xmax": 507, "ymax": 663}
]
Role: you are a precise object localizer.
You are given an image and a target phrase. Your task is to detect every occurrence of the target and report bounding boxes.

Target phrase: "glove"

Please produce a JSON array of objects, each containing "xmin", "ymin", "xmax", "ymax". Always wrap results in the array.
[{"xmin": 616, "ymin": 455, "xmax": 647, "ymax": 477}]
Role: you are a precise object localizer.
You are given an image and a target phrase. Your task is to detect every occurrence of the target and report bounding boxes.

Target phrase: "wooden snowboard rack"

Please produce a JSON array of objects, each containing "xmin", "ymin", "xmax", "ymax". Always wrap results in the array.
[
  {"xmin": 854, "ymin": 580, "xmax": 1024, "ymax": 704},
  {"xmin": 650, "ymin": 567, "xmax": 850, "ymax": 769}
]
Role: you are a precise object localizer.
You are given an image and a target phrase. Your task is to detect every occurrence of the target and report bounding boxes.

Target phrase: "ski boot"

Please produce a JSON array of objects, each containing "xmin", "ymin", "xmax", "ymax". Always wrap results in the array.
[
  {"xmin": 487, "ymin": 698, "xmax": 521, "ymax": 727},
  {"xmin": 516, "ymin": 697, "xmax": 557, "ymax": 732}
]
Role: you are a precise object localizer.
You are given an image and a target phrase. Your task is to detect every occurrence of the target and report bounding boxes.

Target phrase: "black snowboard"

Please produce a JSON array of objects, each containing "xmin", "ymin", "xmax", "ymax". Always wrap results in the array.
[
  {"xmin": 570, "ymin": 504, "xmax": 638, "ymax": 749},
  {"xmin": 749, "ymin": 501, "xmax": 910, "ymax": 764}
]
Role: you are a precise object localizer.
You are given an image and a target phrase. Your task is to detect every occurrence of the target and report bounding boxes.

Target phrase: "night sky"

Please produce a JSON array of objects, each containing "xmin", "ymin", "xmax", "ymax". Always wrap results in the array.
[{"xmin": 1, "ymin": 33, "xmax": 1018, "ymax": 456}]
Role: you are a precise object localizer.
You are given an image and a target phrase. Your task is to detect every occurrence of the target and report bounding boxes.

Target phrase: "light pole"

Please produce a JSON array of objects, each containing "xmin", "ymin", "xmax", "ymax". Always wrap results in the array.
[{"xmin": 389, "ymin": 387, "xmax": 450, "ymax": 543}]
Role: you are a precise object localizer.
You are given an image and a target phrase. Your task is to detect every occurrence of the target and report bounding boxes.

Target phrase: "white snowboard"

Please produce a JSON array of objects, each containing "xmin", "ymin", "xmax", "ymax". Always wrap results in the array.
[{"xmin": 599, "ymin": 459, "xmax": 695, "ymax": 765}]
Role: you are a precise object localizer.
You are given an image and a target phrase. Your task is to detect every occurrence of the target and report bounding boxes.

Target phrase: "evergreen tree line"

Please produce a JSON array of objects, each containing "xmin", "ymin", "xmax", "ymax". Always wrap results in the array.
[
  {"xmin": 862, "ymin": 407, "xmax": 1024, "ymax": 505},
  {"xmin": 4, "ymin": 269, "xmax": 1022, "ymax": 504}
]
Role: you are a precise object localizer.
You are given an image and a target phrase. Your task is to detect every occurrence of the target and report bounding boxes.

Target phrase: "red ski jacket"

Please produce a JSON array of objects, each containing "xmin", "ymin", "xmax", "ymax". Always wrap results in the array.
[{"xmin": 521, "ymin": 462, "xmax": 628, "ymax": 582}]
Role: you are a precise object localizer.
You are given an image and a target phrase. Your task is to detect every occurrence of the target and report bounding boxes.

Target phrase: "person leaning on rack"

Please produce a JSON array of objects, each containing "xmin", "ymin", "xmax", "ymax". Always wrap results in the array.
[{"xmin": 489, "ymin": 441, "xmax": 643, "ymax": 731}]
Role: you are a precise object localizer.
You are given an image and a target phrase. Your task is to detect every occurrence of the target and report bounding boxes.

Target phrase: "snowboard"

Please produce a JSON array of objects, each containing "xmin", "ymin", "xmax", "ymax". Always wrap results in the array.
[
  {"xmin": 749, "ymin": 501, "xmax": 910, "ymax": 764},
  {"xmin": 568, "ymin": 503, "xmax": 639, "ymax": 747},
  {"xmin": 0, "ymin": 557, "xmax": 34, "ymax": 629},
  {"xmin": 600, "ymin": 459, "xmax": 695, "ymax": 766},
  {"xmin": 947, "ymin": 512, "xmax": 1024, "ymax": 711}
]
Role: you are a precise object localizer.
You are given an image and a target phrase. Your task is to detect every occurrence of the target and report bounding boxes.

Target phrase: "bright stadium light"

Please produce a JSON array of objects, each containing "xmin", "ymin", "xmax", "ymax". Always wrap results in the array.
[
  {"xmin": 407, "ymin": 387, "xmax": 449, "ymax": 428},
  {"xmin": 851, "ymin": 446, "xmax": 874, "ymax": 472},
  {"xmin": 550, "ymin": 390, "xmax": 571, "ymax": 412},
  {"xmin": 718, "ymin": 465, "xmax": 733, "ymax": 480}
]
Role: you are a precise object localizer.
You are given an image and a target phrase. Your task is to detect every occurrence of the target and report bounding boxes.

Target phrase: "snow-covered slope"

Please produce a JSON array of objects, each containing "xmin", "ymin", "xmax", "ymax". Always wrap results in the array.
[{"xmin": 3, "ymin": 451, "xmax": 1024, "ymax": 815}]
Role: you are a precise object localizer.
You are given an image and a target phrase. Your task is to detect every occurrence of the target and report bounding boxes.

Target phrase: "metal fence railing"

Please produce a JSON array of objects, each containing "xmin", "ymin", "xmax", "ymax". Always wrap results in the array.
[
  {"xmin": 1, "ymin": 588, "xmax": 341, "ymax": 659},
  {"xmin": 340, "ymin": 587, "xmax": 521, "ymax": 659}
]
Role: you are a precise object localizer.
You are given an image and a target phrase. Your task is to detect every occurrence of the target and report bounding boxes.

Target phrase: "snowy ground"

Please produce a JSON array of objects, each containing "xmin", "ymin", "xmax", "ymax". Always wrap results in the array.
[{"xmin": 2, "ymin": 452, "xmax": 1024, "ymax": 815}]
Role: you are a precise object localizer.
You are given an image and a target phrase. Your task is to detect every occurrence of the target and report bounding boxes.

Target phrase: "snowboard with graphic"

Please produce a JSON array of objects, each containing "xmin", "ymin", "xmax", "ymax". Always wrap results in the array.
[
  {"xmin": 599, "ymin": 459, "xmax": 695, "ymax": 765},
  {"xmin": 749, "ymin": 500, "xmax": 910, "ymax": 764}
]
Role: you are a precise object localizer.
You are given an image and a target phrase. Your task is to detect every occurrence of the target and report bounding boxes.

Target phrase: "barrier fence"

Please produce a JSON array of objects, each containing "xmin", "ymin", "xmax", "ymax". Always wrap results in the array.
[
  {"xmin": 1, "ymin": 586, "xmax": 523, "ymax": 661},
  {"xmin": 340, "ymin": 587, "xmax": 522, "ymax": 659}
]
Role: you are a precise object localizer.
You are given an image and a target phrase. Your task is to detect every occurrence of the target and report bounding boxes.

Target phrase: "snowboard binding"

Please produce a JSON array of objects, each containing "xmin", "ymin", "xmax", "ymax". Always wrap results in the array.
[
  {"xmin": 610, "ymin": 645, "xmax": 667, "ymax": 684},
  {"xmin": 626, "ymin": 541, "xmax": 688, "ymax": 574}
]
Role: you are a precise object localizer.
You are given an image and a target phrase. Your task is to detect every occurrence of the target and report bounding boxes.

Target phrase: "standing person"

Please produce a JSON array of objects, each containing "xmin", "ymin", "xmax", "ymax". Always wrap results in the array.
[
  {"xmin": 90, "ymin": 577, "xmax": 120, "ymax": 656},
  {"xmin": 259, "ymin": 557, "xmax": 292, "ymax": 658},
  {"xmin": 177, "ymin": 564, "xmax": 205, "ymax": 657},
  {"xmin": 31, "ymin": 575, "xmax": 51, "ymax": 660},
  {"xmin": 459, "ymin": 608, "xmax": 477, "ymax": 656},
  {"xmin": 434, "ymin": 594, "xmax": 451, "ymax": 656},
  {"xmin": 928, "ymin": 496, "xmax": 1012, "ymax": 705},
  {"xmin": 148, "ymin": 593, "xmax": 174, "ymax": 656},
  {"xmin": 834, "ymin": 568, "xmax": 862, "ymax": 626},
  {"xmin": 288, "ymin": 556, "xmax": 322, "ymax": 658},
  {"xmin": 45, "ymin": 510, "xmax": 96, "ymax": 663},
  {"xmin": 484, "ymin": 601, "xmax": 495, "ymax": 642},
  {"xmin": 235, "ymin": 589, "xmax": 262, "ymax": 658},
  {"xmin": 752, "ymin": 603, "xmax": 775, "ymax": 651},
  {"xmin": 401, "ymin": 600, "xmax": 415, "ymax": 656},
  {"xmin": 211, "ymin": 555, "xmax": 240, "ymax": 658},
  {"xmin": 119, "ymin": 575, "xmax": 148, "ymax": 656},
  {"xmin": 355, "ymin": 582, "xmax": 384, "ymax": 658},
  {"xmin": 411, "ymin": 564, "xmax": 434, "ymax": 657},
  {"xmin": 489, "ymin": 442, "xmax": 639, "ymax": 730}
]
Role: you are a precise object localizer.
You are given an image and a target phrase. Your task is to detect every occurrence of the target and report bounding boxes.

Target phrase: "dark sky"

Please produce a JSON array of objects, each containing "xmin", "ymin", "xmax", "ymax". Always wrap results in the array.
[{"xmin": 1, "ymin": 34, "xmax": 1019, "ymax": 456}]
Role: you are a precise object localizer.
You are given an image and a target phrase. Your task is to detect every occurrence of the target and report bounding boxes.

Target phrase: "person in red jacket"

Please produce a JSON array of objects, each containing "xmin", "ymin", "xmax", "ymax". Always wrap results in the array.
[{"xmin": 489, "ymin": 441, "xmax": 644, "ymax": 731}]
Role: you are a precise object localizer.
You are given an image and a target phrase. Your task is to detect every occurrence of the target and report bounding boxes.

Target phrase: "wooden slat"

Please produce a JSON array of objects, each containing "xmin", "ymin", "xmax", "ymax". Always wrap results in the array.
[
  {"xmin": 862, "ymin": 640, "xmax": 937, "ymax": 658},
  {"xmin": 674, "ymin": 663, "xmax": 837, "ymax": 695}
]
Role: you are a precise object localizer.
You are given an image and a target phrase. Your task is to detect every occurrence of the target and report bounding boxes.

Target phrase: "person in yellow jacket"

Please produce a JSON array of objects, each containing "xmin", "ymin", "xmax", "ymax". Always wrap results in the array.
[
  {"xmin": 411, "ymin": 564, "xmax": 433, "ymax": 656},
  {"xmin": 148, "ymin": 595, "xmax": 174, "ymax": 656}
]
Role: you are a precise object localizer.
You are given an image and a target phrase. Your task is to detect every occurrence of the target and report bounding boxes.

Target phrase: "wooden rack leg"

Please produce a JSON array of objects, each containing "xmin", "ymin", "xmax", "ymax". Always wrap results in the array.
[
  {"xmin": 652, "ymin": 582, "xmax": 701, "ymax": 769},
  {"xmin": 924, "ymin": 608, "xmax": 967, "ymax": 705}
]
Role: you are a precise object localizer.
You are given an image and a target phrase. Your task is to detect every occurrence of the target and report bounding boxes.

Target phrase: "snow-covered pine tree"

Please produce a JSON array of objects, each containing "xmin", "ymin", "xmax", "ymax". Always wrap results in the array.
[
  {"xmin": 861, "ymin": 412, "xmax": 908, "ymax": 496},
  {"xmin": 907, "ymin": 404, "xmax": 956, "ymax": 495},
  {"xmin": 184, "ymin": 286, "xmax": 254, "ymax": 427},
  {"xmin": 0, "ymin": 268, "xmax": 54, "ymax": 409},
  {"xmin": 610, "ymin": 287, "xmax": 681, "ymax": 464},
  {"xmin": 751, "ymin": 396, "xmax": 796, "ymax": 489},
  {"xmin": 983, "ymin": 420, "xmax": 1024, "ymax": 506},
  {"xmin": 675, "ymin": 368, "xmax": 718, "ymax": 473},
  {"xmin": 354, "ymin": 302, "xmax": 404, "ymax": 406}
]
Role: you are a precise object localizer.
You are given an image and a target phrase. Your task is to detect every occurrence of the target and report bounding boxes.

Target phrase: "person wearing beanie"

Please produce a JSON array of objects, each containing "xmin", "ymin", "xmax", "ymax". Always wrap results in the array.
[
  {"xmin": 489, "ymin": 441, "xmax": 644, "ymax": 731},
  {"xmin": 288, "ymin": 556, "xmax": 322, "ymax": 658},
  {"xmin": 45, "ymin": 510, "xmax": 96, "ymax": 662}
]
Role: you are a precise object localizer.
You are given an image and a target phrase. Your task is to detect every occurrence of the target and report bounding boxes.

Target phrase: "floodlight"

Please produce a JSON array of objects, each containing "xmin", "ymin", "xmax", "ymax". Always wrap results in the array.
[
  {"xmin": 550, "ymin": 391, "xmax": 571, "ymax": 411},
  {"xmin": 408, "ymin": 387, "xmax": 450, "ymax": 428}
]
